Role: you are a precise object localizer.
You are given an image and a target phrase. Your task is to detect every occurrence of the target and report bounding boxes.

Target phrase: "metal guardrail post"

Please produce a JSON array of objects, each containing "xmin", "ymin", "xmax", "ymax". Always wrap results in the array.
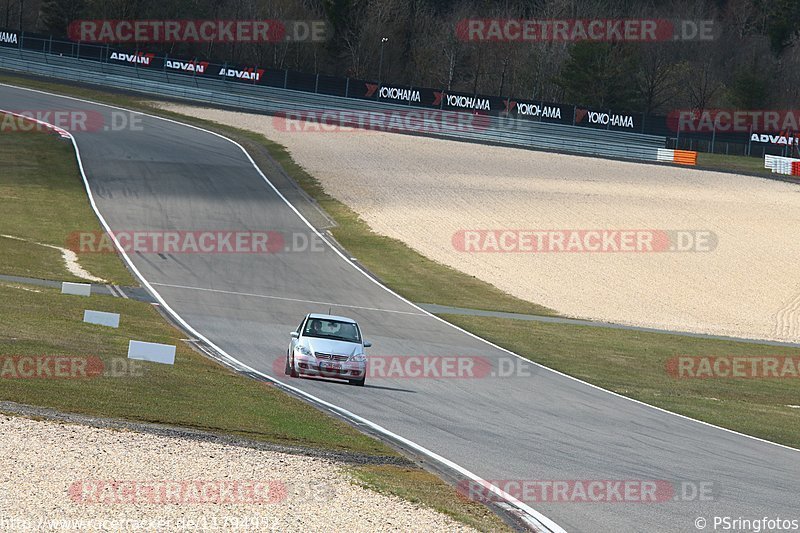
[
  {"xmin": 133, "ymin": 45, "xmax": 140, "ymax": 79},
  {"xmin": 710, "ymin": 120, "xmax": 716, "ymax": 153}
]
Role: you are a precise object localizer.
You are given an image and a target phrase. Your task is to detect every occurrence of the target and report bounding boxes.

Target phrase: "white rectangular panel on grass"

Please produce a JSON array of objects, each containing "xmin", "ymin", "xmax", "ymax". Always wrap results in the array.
[
  {"xmin": 127, "ymin": 340, "xmax": 176, "ymax": 365},
  {"xmin": 83, "ymin": 310, "xmax": 120, "ymax": 328},
  {"xmin": 62, "ymin": 282, "xmax": 91, "ymax": 296}
]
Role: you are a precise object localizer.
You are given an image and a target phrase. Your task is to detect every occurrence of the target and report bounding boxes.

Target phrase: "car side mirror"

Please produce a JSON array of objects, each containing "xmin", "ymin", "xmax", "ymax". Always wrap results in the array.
[
  {"xmin": 290, "ymin": 332, "xmax": 299, "ymax": 339},
  {"xmin": 363, "ymin": 341, "xmax": 372, "ymax": 348}
]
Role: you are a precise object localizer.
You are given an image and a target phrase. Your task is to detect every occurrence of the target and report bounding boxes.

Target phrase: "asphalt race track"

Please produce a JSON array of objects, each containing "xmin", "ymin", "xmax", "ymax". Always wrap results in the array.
[{"xmin": 3, "ymin": 84, "xmax": 798, "ymax": 532}]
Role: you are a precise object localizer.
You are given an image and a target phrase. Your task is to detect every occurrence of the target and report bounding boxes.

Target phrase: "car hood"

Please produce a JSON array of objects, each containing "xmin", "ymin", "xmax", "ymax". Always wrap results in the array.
[{"xmin": 304, "ymin": 337, "xmax": 363, "ymax": 356}]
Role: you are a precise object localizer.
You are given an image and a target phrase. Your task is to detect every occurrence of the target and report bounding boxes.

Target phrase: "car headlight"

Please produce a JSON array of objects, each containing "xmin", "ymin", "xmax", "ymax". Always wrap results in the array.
[
  {"xmin": 349, "ymin": 354, "xmax": 366, "ymax": 363},
  {"xmin": 296, "ymin": 345, "xmax": 312, "ymax": 357}
]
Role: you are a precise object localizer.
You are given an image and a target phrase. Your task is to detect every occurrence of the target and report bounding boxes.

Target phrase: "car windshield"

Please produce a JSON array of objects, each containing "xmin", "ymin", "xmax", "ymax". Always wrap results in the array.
[{"xmin": 304, "ymin": 318, "xmax": 361, "ymax": 343}]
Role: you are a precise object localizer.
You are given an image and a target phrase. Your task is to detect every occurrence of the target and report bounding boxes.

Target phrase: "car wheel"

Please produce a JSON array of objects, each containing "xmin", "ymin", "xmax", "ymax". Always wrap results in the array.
[
  {"xmin": 348, "ymin": 377, "xmax": 365, "ymax": 387},
  {"xmin": 286, "ymin": 352, "xmax": 298, "ymax": 378}
]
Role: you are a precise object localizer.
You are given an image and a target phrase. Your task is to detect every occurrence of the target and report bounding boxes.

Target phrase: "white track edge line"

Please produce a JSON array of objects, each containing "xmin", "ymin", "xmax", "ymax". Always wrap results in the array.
[
  {"xmin": 6, "ymin": 79, "xmax": 800, "ymax": 521},
  {"xmin": 0, "ymin": 90, "xmax": 565, "ymax": 533},
  {"xmin": 132, "ymin": 96, "xmax": 800, "ymax": 456},
  {"xmin": 6, "ymin": 75, "xmax": 800, "ymax": 484}
]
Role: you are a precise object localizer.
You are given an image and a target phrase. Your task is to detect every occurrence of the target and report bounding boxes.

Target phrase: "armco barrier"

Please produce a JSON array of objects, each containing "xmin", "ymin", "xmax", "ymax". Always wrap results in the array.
[
  {"xmin": 0, "ymin": 46, "xmax": 668, "ymax": 163},
  {"xmin": 7, "ymin": 28, "xmax": 661, "ymax": 135}
]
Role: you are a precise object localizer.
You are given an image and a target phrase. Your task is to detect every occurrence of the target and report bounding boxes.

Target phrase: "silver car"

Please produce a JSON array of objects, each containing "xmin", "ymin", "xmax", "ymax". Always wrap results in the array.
[{"xmin": 285, "ymin": 313, "xmax": 372, "ymax": 386}]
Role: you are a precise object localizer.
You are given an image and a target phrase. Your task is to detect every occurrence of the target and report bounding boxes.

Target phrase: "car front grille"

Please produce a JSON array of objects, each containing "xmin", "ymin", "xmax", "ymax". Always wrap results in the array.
[{"xmin": 315, "ymin": 352, "xmax": 349, "ymax": 362}]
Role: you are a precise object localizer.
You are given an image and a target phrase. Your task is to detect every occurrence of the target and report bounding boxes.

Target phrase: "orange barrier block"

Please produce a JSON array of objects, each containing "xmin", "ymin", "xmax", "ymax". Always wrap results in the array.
[{"xmin": 673, "ymin": 150, "xmax": 698, "ymax": 166}]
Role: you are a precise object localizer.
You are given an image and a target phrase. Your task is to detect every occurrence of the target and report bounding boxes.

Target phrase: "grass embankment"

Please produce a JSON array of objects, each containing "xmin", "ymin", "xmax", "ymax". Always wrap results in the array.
[
  {"xmin": 696, "ymin": 152, "xmax": 774, "ymax": 176},
  {"xmin": 3, "ymin": 73, "xmax": 556, "ymax": 316},
  {"xmin": 0, "ymin": 117, "xmax": 386, "ymax": 452},
  {"xmin": 0, "ymin": 110, "xmax": 508, "ymax": 532},
  {"xmin": 441, "ymin": 315, "xmax": 800, "ymax": 449},
  {"xmin": 0, "ymin": 132, "xmax": 132, "ymax": 284},
  {"xmin": 2, "ymin": 74, "xmax": 795, "ymax": 453}
]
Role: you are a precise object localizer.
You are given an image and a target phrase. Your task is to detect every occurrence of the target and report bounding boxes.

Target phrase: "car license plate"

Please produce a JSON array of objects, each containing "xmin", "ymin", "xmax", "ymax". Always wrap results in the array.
[{"xmin": 321, "ymin": 362, "xmax": 340, "ymax": 371}]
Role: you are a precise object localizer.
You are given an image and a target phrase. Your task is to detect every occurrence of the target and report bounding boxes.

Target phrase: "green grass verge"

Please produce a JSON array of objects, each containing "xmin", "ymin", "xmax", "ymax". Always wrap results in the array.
[
  {"xmin": 0, "ymin": 115, "xmax": 384, "ymax": 453},
  {"xmin": 258, "ymin": 137, "xmax": 556, "ymax": 316},
  {"xmin": 350, "ymin": 465, "xmax": 511, "ymax": 532},
  {"xmin": 696, "ymin": 152, "xmax": 773, "ymax": 176},
  {"xmin": 4, "ymin": 74, "xmax": 795, "ymax": 453},
  {"xmin": 0, "ymin": 281, "xmax": 389, "ymax": 453},
  {"xmin": 0, "ymin": 132, "xmax": 134, "ymax": 285},
  {"xmin": 0, "ymin": 102, "xmax": 509, "ymax": 531},
  {"xmin": 440, "ymin": 315, "xmax": 800, "ymax": 449},
  {"xmin": 0, "ymin": 73, "xmax": 556, "ymax": 317},
  {"xmin": 2, "ymin": 71, "xmax": 797, "ymax": 521}
]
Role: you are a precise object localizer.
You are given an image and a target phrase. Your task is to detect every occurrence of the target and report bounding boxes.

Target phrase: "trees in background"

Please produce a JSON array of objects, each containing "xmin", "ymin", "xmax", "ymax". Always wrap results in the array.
[{"xmin": 22, "ymin": 0, "xmax": 800, "ymax": 113}]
